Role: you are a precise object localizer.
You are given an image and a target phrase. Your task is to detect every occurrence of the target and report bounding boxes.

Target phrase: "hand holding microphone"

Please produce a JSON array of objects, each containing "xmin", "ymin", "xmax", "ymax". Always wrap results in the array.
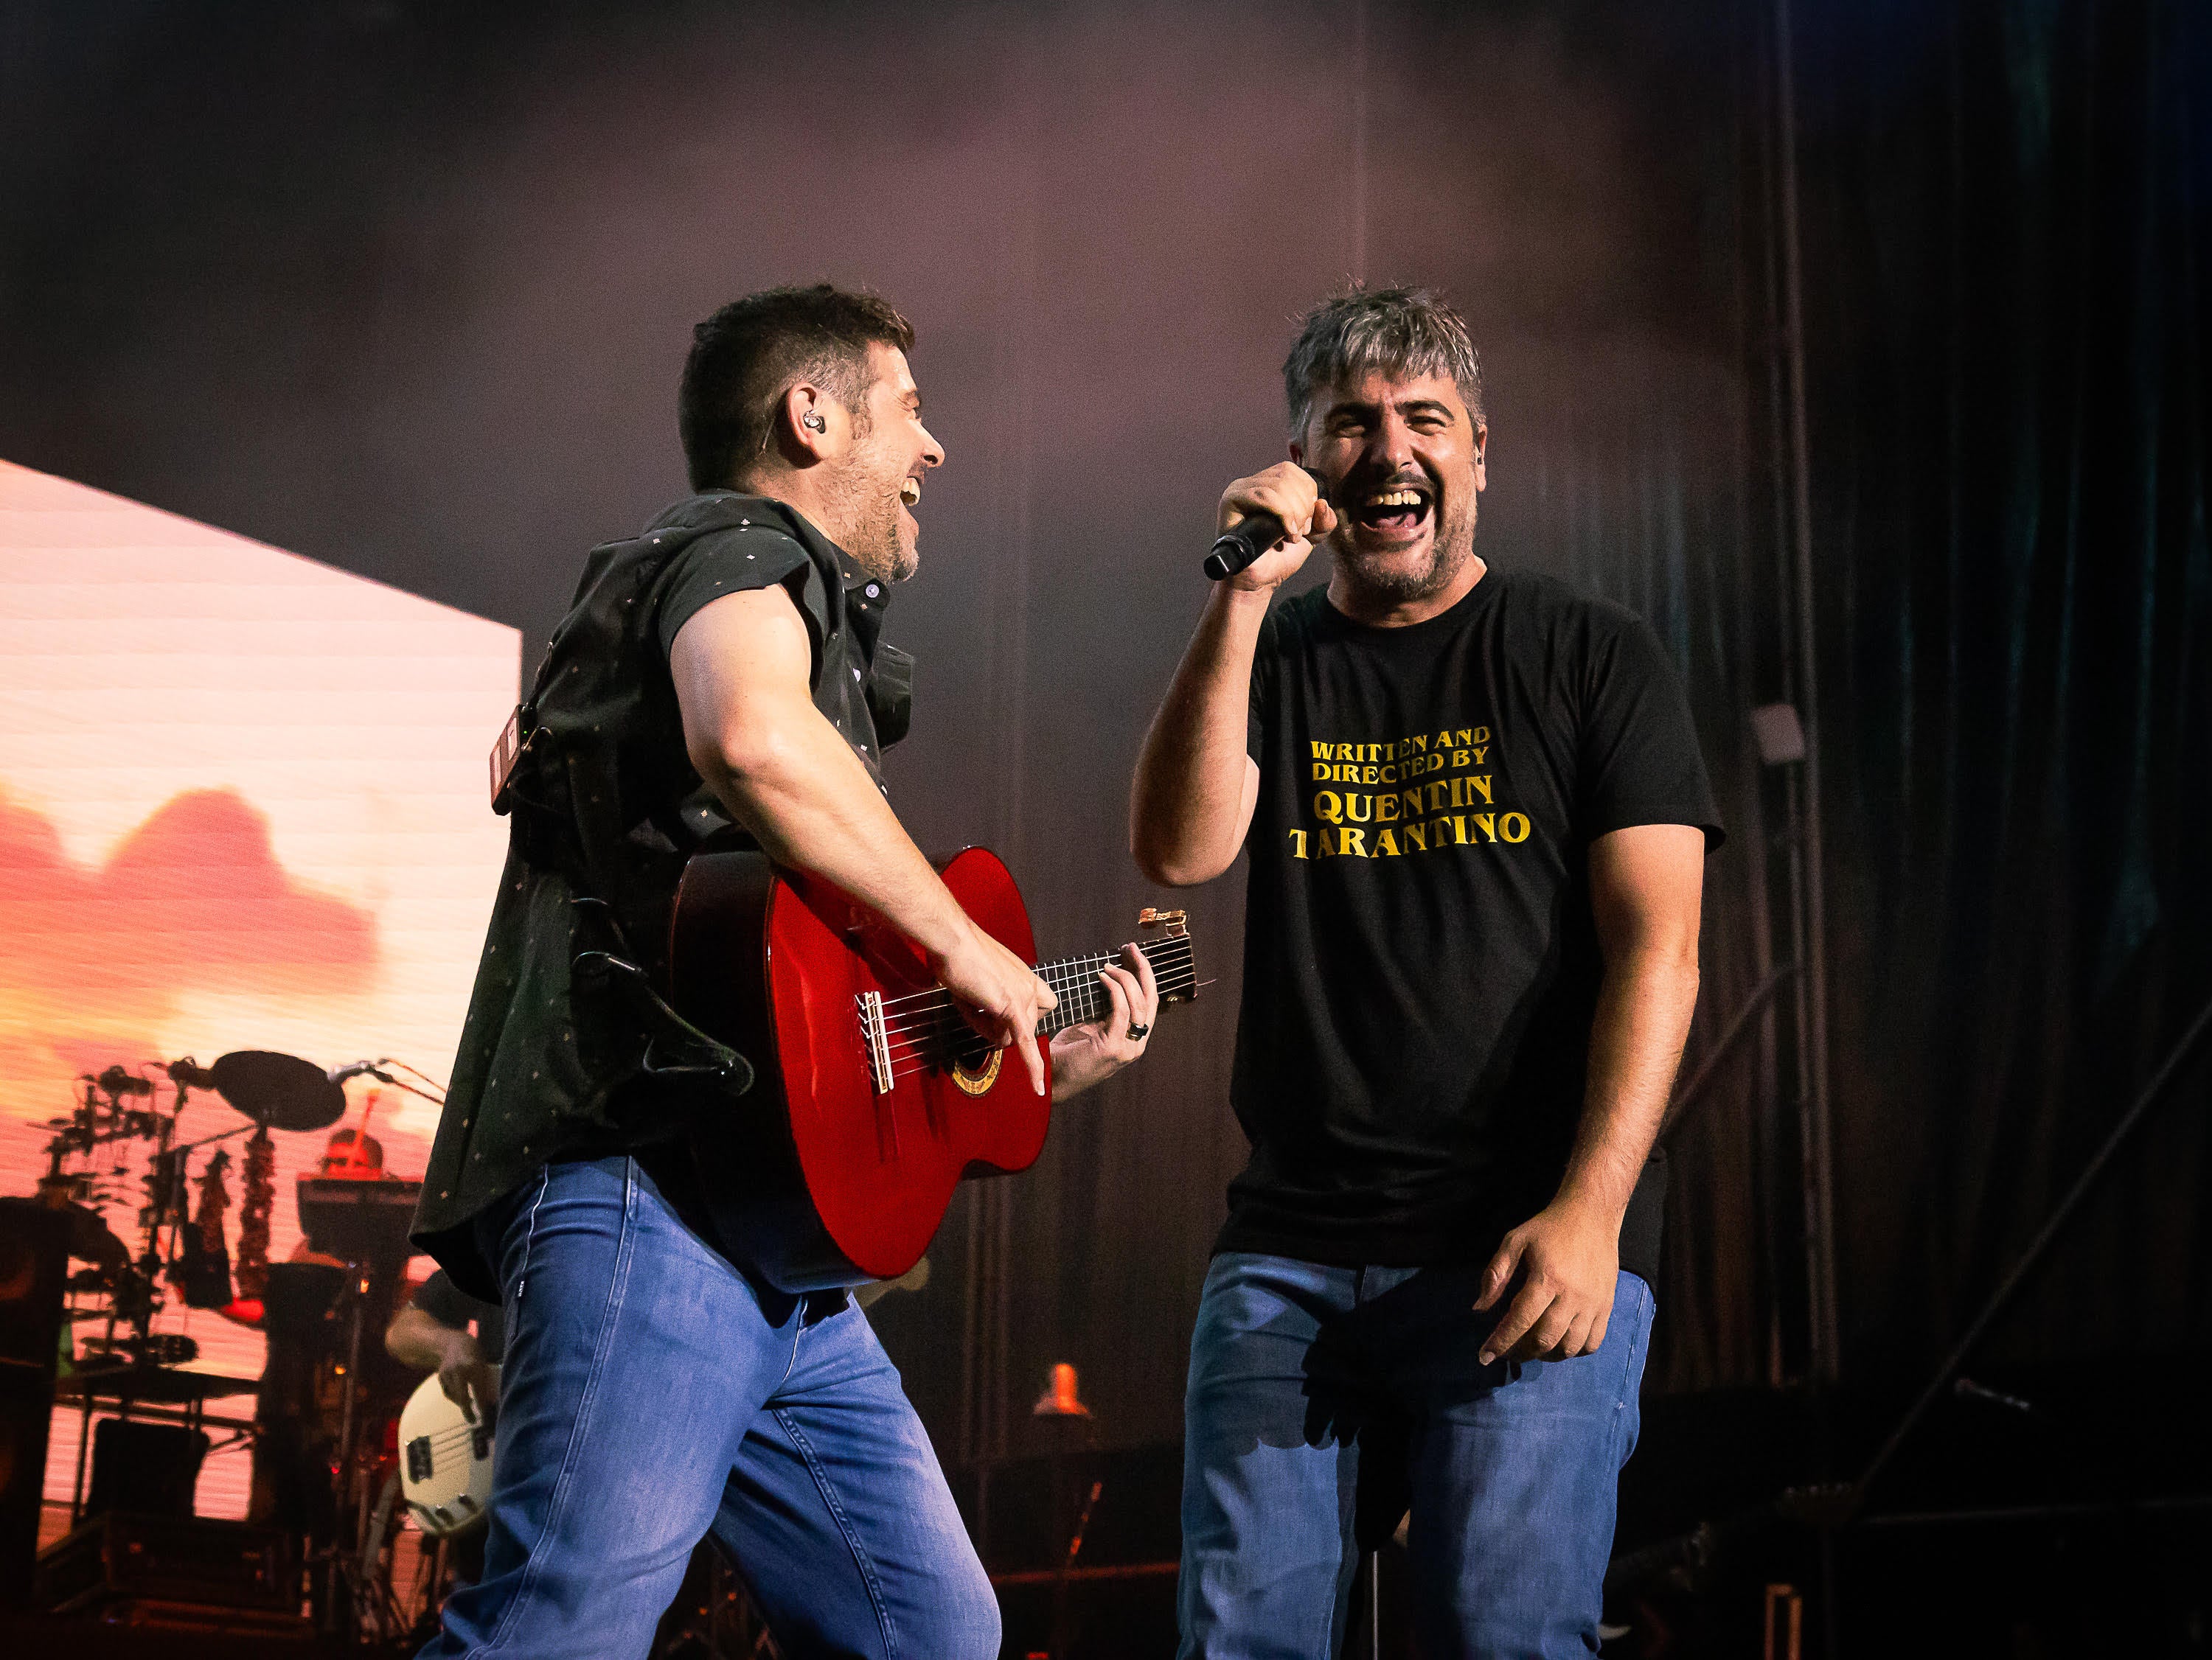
[{"xmin": 1204, "ymin": 463, "xmax": 1338, "ymax": 585}]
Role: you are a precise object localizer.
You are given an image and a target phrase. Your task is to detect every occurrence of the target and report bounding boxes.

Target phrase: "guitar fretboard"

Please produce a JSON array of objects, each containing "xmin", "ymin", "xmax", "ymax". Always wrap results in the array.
[
  {"xmin": 857, "ymin": 929, "xmax": 1200, "ymax": 1093},
  {"xmin": 1033, "ymin": 932, "xmax": 1197, "ymax": 1035}
]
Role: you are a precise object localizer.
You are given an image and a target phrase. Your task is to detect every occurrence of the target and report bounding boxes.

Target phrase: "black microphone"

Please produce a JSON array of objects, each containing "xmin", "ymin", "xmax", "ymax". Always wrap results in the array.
[{"xmin": 1203, "ymin": 467, "xmax": 1332, "ymax": 582}]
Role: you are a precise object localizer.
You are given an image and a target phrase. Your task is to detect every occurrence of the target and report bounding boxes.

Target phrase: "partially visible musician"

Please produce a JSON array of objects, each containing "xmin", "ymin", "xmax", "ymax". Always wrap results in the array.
[
  {"xmin": 386, "ymin": 1270, "xmax": 504, "ymax": 1588},
  {"xmin": 408, "ymin": 284, "xmax": 1160, "ymax": 1660},
  {"xmin": 1131, "ymin": 286, "xmax": 1721, "ymax": 1656},
  {"xmin": 246, "ymin": 1120, "xmax": 412, "ymax": 1534},
  {"xmin": 385, "ymin": 1269, "xmax": 502, "ymax": 1426},
  {"xmin": 222, "ymin": 1108, "xmax": 400, "ymax": 1327}
]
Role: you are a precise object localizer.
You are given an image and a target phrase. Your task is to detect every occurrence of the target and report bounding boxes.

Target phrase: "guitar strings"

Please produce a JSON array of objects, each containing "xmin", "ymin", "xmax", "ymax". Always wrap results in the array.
[
  {"xmin": 878, "ymin": 968, "xmax": 1195, "ymax": 1042},
  {"xmin": 874, "ymin": 966, "xmax": 1201, "ymax": 1084},
  {"xmin": 869, "ymin": 939, "xmax": 1192, "ymax": 1014},
  {"xmin": 877, "ymin": 998, "xmax": 1192, "ymax": 1065},
  {"xmin": 872, "ymin": 944, "xmax": 1195, "ymax": 1037},
  {"xmin": 877, "ymin": 1005, "xmax": 1192, "ymax": 1087},
  {"xmin": 873, "ymin": 952, "xmax": 1197, "ymax": 1049},
  {"xmin": 873, "ymin": 967, "xmax": 1200, "ymax": 1059},
  {"xmin": 420, "ymin": 1419, "xmax": 490, "ymax": 1443},
  {"xmin": 874, "ymin": 963, "xmax": 1197, "ymax": 1053},
  {"xmin": 863, "ymin": 944, "xmax": 1197, "ymax": 1085},
  {"xmin": 874, "ymin": 965, "xmax": 1201, "ymax": 1061}
]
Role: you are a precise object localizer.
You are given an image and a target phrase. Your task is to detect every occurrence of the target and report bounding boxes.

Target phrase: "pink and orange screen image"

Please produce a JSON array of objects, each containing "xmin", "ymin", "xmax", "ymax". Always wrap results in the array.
[{"xmin": 0, "ymin": 459, "xmax": 519, "ymax": 1517}]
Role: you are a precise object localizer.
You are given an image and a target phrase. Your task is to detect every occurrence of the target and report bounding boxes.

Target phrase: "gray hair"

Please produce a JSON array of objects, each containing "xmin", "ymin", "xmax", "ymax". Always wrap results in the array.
[{"xmin": 1281, "ymin": 285, "xmax": 1484, "ymax": 437}]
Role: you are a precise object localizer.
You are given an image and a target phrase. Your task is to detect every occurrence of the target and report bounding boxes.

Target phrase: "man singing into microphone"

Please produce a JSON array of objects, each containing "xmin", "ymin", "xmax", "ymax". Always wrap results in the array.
[{"xmin": 1131, "ymin": 286, "xmax": 1719, "ymax": 1656}]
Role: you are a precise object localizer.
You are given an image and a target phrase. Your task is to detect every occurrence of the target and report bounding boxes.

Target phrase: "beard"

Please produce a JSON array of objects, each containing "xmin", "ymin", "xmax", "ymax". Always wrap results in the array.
[
  {"xmin": 818, "ymin": 431, "xmax": 918, "ymax": 584},
  {"xmin": 1330, "ymin": 487, "xmax": 1479, "ymax": 607},
  {"xmin": 841, "ymin": 502, "xmax": 916, "ymax": 585}
]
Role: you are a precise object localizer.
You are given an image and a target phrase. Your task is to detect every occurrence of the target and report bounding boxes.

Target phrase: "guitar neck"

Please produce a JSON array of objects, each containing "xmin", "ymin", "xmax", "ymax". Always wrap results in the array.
[
  {"xmin": 1032, "ymin": 932, "xmax": 1196, "ymax": 1035},
  {"xmin": 849, "ymin": 910, "xmax": 1200, "ymax": 1098}
]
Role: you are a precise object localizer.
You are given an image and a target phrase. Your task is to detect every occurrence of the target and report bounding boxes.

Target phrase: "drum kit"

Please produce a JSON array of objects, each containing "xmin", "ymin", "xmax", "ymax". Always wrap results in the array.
[
  {"xmin": 39, "ymin": 1051, "xmax": 355, "ymax": 1359},
  {"xmin": 30, "ymin": 1047, "xmax": 449, "ymax": 1643}
]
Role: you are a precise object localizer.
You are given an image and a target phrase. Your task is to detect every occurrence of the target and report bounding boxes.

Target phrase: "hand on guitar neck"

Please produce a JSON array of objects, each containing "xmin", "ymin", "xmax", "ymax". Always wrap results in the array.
[{"xmin": 1040, "ymin": 940, "xmax": 1159, "ymax": 1101}]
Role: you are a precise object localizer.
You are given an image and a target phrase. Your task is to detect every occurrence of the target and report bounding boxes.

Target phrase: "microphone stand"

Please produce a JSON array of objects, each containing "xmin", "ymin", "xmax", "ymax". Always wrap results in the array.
[
  {"xmin": 1835, "ymin": 983, "xmax": 2212, "ymax": 1523},
  {"xmin": 1605, "ymin": 981, "xmax": 2212, "ymax": 1639}
]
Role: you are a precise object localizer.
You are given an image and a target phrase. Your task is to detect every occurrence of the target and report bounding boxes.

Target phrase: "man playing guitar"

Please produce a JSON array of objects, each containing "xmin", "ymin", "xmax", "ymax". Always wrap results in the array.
[{"xmin": 409, "ymin": 284, "xmax": 1158, "ymax": 1659}]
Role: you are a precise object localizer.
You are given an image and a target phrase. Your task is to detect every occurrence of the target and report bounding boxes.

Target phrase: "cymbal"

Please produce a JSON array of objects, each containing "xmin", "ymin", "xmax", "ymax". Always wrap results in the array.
[
  {"xmin": 212, "ymin": 1050, "xmax": 347, "ymax": 1131},
  {"xmin": 60, "ymin": 1361, "xmax": 261, "ymax": 1403}
]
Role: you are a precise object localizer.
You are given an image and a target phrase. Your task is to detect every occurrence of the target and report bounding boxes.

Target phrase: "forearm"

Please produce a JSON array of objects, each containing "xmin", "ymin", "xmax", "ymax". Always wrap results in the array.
[
  {"xmin": 1051, "ymin": 1045, "xmax": 1110, "ymax": 1102},
  {"xmin": 1130, "ymin": 582, "xmax": 1271, "ymax": 885},
  {"xmin": 386, "ymin": 1306, "xmax": 470, "ymax": 1372},
  {"xmin": 668, "ymin": 588, "xmax": 1053, "ymax": 1086},
  {"xmin": 699, "ymin": 716, "xmax": 975, "ymax": 961},
  {"xmin": 1554, "ymin": 945, "xmax": 1700, "ymax": 1226},
  {"xmin": 1479, "ymin": 825, "xmax": 1704, "ymax": 1360}
]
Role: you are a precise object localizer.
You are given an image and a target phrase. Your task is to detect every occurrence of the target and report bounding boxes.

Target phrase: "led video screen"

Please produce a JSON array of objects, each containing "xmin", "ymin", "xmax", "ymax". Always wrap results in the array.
[{"xmin": 0, "ymin": 459, "xmax": 518, "ymax": 1519}]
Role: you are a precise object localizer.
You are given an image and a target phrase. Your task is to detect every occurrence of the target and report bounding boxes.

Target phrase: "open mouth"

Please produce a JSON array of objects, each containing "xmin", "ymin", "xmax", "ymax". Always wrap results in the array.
[
  {"xmin": 1350, "ymin": 482, "xmax": 1433, "ymax": 537},
  {"xmin": 899, "ymin": 476, "xmax": 922, "ymax": 507}
]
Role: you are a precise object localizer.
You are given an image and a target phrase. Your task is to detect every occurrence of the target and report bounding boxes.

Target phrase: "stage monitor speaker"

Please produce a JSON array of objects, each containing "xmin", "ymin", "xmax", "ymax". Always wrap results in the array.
[
  {"xmin": 34, "ymin": 1509, "xmax": 298, "ymax": 1618},
  {"xmin": 0, "ymin": 1199, "xmax": 71, "ymax": 1608},
  {"xmin": 87, "ymin": 1418, "xmax": 208, "ymax": 1519}
]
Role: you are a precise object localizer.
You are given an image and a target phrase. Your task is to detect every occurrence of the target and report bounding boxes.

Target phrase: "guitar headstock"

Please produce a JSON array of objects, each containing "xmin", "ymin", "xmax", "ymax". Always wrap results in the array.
[{"xmin": 1137, "ymin": 908, "xmax": 1198, "ymax": 1003}]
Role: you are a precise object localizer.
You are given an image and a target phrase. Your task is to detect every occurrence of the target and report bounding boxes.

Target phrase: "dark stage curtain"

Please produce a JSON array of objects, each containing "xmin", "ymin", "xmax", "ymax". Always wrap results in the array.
[
  {"xmin": 1778, "ymin": 0, "xmax": 2212, "ymax": 1383},
  {"xmin": 1547, "ymin": 0, "xmax": 2212, "ymax": 1402},
  {"xmin": 879, "ymin": 0, "xmax": 2212, "ymax": 1441},
  {"xmin": 1519, "ymin": 353, "xmax": 1778, "ymax": 1395}
]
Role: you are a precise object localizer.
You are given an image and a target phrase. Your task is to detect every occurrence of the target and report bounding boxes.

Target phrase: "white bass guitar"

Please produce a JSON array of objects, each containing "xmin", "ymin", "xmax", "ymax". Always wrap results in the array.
[{"xmin": 397, "ymin": 1369, "xmax": 498, "ymax": 1537}]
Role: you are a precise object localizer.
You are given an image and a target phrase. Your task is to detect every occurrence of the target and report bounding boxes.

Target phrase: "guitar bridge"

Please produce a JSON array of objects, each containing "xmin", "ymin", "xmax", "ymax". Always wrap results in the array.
[{"xmin": 857, "ymin": 991, "xmax": 893, "ymax": 1096}]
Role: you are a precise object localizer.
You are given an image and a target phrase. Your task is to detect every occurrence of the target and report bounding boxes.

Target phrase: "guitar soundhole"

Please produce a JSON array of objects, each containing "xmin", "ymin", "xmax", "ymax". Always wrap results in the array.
[{"xmin": 950, "ymin": 1045, "xmax": 1002, "ymax": 1095}]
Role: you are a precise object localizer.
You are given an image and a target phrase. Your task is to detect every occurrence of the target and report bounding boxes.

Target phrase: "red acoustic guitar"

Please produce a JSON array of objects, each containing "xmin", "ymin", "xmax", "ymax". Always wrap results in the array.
[{"xmin": 669, "ymin": 845, "xmax": 1197, "ymax": 1291}]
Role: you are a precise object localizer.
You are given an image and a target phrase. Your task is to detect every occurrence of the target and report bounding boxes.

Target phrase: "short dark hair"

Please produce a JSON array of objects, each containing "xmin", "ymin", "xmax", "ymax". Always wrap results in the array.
[
  {"xmin": 680, "ymin": 284, "xmax": 917, "ymax": 492},
  {"xmin": 1282, "ymin": 285, "xmax": 1484, "ymax": 437}
]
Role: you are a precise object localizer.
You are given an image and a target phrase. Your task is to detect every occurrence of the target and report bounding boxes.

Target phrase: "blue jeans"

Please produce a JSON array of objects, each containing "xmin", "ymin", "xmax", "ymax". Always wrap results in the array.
[
  {"xmin": 1179, "ymin": 1253, "xmax": 1654, "ymax": 1660},
  {"xmin": 418, "ymin": 1155, "xmax": 997, "ymax": 1660}
]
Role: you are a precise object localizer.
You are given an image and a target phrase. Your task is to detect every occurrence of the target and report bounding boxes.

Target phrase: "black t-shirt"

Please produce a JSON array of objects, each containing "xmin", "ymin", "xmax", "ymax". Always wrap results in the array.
[
  {"xmin": 412, "ymin": 493, "xmax": 909, "ymax": 1300},
  {"xmin": 1222, "ymin": 568, "xmax": 1722, "ymax": 1283}
]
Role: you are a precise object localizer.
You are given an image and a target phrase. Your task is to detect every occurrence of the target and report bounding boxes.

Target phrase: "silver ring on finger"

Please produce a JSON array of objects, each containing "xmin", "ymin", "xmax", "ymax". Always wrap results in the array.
[{"xmin": 1124, "ymin": 1022, "xmax": 1150, "ymax": 1041}]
